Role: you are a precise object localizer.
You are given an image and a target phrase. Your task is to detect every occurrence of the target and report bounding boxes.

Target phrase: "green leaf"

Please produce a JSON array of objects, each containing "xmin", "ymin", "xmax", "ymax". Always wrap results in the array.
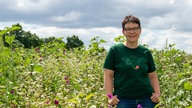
[
  {"xmin": 186, "ymin": 105, "xmax": 192, "ymax": 108},
  {"xmin": 11, "ymin": 25, "xmax": 21, "ymax": 31},
  {"xmin": 85, "ymin": 93, "xmax": 94, "ymax": 101},
  {"xmin": 67, "ymin": 98, "xmax": 79, "ymax": 104},
  {"xmin": 0, "ymin": 30, "xmax": 7, "ymax": 36},
  {"xmin": 34, "ymin": 65, "xmax": 44, "ymax": 72},
  {"xmin": 0, "ymin": 36, "xmax": 4, "ymax": 47},
  {"xmin": 99, "ymin": 39, "xmax": 106, "ymax": 43},
  {"xmin": 5, "ymin": 35, "xmax": 15, "ymax": 46},
  {"xmin": 184, "ymin": 81, "xmax": 192, "ymax": 90}
]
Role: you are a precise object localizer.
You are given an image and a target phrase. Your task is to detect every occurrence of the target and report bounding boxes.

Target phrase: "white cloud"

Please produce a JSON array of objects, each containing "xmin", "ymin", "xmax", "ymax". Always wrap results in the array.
[
  {"xmin": 50, "ymin": 11, "xmax": 82, "ymax": 22},
  {"xmin": 185, "ymin": 0, "xmax": 192, "ymax": 6},
  {"xmin": 141, "ymin": 28, "xmax": 192, "ymax": 53},
  {"xmin": 27, "ymin": 24, "xmax": 122, "ymax": 45},
  {"xmin": 6, "ymin": 0, "xmax": 59, "ymax": 13}
]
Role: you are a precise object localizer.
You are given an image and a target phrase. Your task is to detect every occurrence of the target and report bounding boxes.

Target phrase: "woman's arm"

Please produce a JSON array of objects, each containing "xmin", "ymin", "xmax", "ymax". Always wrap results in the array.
[
  {"xmin": 104, "ymin": 68, "xmax": 114, "ymax": 96},
  {"xmin": 148, "ymin": 71, "xmax": 161, "ymax": 103},
  {"xmin": 104, "ymin": 68, "xmax": 119, "ymax": 105}
]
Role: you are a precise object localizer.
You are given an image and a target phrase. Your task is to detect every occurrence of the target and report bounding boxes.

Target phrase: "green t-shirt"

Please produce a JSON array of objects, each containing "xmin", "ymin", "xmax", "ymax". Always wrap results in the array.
[{"xmin": 103, "ymin": 43, "xmax": 156, "ymax": 99}]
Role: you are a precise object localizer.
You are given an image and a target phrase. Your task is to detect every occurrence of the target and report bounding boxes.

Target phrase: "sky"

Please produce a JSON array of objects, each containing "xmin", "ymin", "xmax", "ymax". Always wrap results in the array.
[{"xmin": 0, "ymin": 0, "xmax": 192, "ymax": 53}]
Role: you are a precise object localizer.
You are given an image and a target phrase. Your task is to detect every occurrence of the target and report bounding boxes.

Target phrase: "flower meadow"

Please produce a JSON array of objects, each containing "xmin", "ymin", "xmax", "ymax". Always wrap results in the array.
[{"xmin": 0, "ymin": 33, "xmax": 192, "ymax": 107}]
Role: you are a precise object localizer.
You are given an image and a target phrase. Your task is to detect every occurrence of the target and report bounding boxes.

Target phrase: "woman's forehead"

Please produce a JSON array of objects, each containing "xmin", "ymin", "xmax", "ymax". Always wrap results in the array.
[{"xmin": 125, "ymin": 22, "xmax": 139, "ymax": 27}]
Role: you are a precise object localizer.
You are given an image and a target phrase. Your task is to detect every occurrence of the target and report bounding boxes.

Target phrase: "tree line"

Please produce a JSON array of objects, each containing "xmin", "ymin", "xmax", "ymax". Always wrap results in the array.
[{"xmin": 0, "ymin": 23, "xmax": 84, "ymax": 49}]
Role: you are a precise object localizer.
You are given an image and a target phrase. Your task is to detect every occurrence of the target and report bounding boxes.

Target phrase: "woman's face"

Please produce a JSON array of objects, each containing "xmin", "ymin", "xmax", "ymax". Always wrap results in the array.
[{"xmin": 122, "ymin": 22, "xmax": 141, "ymax": 43}]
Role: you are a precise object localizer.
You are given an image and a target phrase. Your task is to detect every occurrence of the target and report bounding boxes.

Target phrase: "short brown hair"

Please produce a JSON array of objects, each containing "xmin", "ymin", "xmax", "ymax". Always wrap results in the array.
[{"xmin": 122, "ymin": 15, "xmax": 141, "ymax": 30}]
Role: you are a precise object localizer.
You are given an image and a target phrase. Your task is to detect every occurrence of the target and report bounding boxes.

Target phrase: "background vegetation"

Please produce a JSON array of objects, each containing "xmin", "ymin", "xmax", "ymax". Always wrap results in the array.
[{"xmin": 0, "ymin": 24, "xmax": 191, "ymax": 108}]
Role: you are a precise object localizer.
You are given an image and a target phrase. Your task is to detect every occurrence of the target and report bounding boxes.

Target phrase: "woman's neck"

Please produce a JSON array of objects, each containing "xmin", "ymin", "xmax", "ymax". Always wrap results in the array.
[{"xmin": 124, "ymin": 41, "xmax": 138, "ymax": 49}]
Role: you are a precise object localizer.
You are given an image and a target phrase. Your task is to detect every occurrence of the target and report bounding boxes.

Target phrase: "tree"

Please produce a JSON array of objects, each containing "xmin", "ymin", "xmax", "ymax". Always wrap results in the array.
[
  {"xmin": 43, "ymin": 37, "xmax": 57, "ymax": 43},
  {"xmin": 65, "ymin": 35, "xmax": 84, "ymax": 49},
  {"xmin": 17, "ymin": 31, "xmax": 43, "ymax": 48},
  {"xmin": 1, "ymin": 23, "xmax": 43, "ymax": 48},
  {"xmin": 1, "ymin": 23, "xmax": 23, "ymax": 47}
]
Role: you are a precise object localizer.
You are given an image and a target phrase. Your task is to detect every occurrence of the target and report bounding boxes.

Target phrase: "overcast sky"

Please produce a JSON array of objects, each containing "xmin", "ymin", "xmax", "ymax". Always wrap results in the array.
[{"xmin": 0, "ymin": 0, "xmax": 192, "ymax": 53}]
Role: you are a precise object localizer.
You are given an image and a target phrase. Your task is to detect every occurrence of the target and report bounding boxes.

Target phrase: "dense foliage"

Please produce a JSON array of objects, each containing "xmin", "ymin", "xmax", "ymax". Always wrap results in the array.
[
  {"xmin": 65, "ymin": 35, "xmax": 84, "ymax": 50},
  {"xmin": 0, "ymin": 24, "xmax": 83, "ymax": 49},
  {"xmin": 0, "ymin": 26, "xmax": 192, "ymax": 108},
  {"xmin": 1, "ymin": 24, "xmax": 43, "ymax": 48},
  {"xmin": 152, "ymin": 46, "xmax": 192, "ymax": 108}
]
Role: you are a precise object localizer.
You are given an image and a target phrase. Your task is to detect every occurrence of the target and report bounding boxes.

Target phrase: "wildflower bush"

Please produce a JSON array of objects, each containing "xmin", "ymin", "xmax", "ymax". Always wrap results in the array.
[
  {"xmin": 152, "ymin": 45, "xmax": 192, "ymax": 108},
  {"xmin": 0, "ymin": 30, "xmax": 192, "ymax": 108}
]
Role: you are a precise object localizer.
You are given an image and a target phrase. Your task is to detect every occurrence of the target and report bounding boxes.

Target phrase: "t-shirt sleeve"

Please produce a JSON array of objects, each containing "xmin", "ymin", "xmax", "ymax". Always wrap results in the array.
[
  {"xmin": 103, "ymin": 47, "xmax": 115, "ymax": 70},
  {"xmin": 146, "ymin": 50, "xmax": 156, "ymax": 73}
]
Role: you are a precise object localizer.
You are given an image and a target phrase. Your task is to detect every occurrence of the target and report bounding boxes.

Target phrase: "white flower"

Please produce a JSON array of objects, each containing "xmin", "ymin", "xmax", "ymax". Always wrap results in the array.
[{"xmin": 90, "ymin": 105, "xmax": 96, "ymax": 108}]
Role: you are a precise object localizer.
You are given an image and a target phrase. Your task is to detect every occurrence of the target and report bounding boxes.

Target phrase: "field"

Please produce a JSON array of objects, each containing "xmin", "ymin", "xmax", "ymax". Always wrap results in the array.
[{"xmin": 0, "ymin": 36, "xmax": 192, "ymax": 108}]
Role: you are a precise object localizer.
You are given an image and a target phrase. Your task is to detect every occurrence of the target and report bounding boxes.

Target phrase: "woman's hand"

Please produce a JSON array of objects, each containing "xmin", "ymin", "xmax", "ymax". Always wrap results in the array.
[
  {"xmin": 150, "ymin": 93, "xmax": 160, "ymax": 103},
  {"xmin": 108, "ymin": 95, "xmax": 120, "ymax": 106}
]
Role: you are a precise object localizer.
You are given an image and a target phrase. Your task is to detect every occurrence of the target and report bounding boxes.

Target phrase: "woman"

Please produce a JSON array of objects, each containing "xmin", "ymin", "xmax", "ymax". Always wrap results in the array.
[{"xmin": 103, "ymin": 15, "xmax": 160, "ymax": 108}]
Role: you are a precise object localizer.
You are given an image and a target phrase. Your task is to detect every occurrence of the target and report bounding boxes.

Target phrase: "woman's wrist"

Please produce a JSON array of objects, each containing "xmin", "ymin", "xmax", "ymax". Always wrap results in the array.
[{"xmin": 155, "ymin": 93, "xmax": 161, "ymax": 97}]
